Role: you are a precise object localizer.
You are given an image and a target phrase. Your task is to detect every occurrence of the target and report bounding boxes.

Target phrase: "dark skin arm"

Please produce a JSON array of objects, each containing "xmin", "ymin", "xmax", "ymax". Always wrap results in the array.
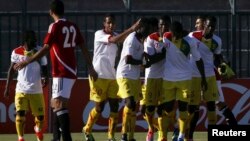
[
  {"xmin": 214, "ymin": 53, "xmax": 224, "ymax": 68},
  {"xmin": 148, "ymin": 47, "xmax": 166, "ymax": 64},
  {"xmin": 196, "ymin": 58, "xmax": 208, "ymax": 91},
  {"xmin": 4, "ymin": 62, "xmax": 16, "ymax": 98},
  {"xmin": 41, "ymin": 65, "xmax": 49, "ymax": 88},
  {"xmin": 109, "ymin": 19, "xmax": 141, "ymax": 43},
  {"xmin": 79, "ymin": 43, "xmax": 98, "ymax": 81},
  {"xmin": 126, "ymin": 55, "xmax": 142, "ymax": 65},
  {"xmin": 14, "ymin": 44, "xmax": 50, "ymax": 70}
]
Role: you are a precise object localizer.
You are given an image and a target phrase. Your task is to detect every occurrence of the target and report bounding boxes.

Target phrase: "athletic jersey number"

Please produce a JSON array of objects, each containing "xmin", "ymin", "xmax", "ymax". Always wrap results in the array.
[{"xmin": 62, "ymin": 26, "xmax": 76, "ymax": 48}]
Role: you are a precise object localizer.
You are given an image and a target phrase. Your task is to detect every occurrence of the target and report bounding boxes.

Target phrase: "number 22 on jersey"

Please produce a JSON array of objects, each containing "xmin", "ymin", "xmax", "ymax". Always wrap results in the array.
[{"xmin": 62, "ymin": 26, "xmax": 76, "ymax": 48}]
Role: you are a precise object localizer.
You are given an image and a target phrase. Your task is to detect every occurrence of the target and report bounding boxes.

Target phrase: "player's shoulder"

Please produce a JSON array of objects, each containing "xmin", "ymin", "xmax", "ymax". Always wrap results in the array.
[
  {"xmin": 163, "ymin": 32, "xmax": 172, "ymax": 40},
  {"xmin": 148, "ymin": 32, "xmax": 160, "ymax": 41},
  {"xmin": 95, "ymin": 29, "xmax": 106, "ymax": 35},
  {"xmin": 13, "ymin": 46, "xmax": 25, "ymax": 55},
  {"xmin": 189, "ymin": 31, "xmax": 203, "ymax": 40}
]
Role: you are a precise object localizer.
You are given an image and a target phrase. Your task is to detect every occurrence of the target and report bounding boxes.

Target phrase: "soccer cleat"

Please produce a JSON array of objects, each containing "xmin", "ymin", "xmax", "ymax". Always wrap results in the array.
[
  {"xmin": 83, "ymin": 132, "xmax": 95, "ymax": 141},
  {"xmin": 34, "ymin": 126, "xmax": 44, "ymax": 141},
  {"xmin": 146, "ymin": 131, "xmax": 154, "ymax": 141},
  {"xmin": 18, "ymin": 138, "xmax": 25, "ymax": 141},
  {"xmin": 120, "ymin": 134, "xmax": 127, "ymax": 141},
  {"xmin": 172, "ymin": 128, "xmax": 179, "ymax": 141}
]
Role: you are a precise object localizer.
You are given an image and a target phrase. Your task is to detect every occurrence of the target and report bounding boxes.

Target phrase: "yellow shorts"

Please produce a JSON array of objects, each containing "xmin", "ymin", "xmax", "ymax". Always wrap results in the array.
[
  {"xmin": 15, "ymin": 92, "xmax": 45, "ymax": 116},
  {"xmin": 190, "ymin": 76, "xmax": 219, "ymax": 105},
  {"xmin": 140, "ymin": 78, "xmax": 162, "ymax": 106},
  {"xmin": 162, "ymin": 79, "xmax": 191, "ymax": 103},
  {"xmin": 117, "ymin": 78, "xmax": 142, "ymax": 102},
  {"xmin": 89, "ymin": 78, "xmax": 118, "ymax": 102}
]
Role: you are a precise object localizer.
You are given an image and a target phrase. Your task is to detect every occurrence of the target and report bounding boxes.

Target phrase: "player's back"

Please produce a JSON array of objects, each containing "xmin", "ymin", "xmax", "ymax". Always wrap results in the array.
[{"xmin": 44, "ymin": 19, "xmax": 84, "ymax": 79}]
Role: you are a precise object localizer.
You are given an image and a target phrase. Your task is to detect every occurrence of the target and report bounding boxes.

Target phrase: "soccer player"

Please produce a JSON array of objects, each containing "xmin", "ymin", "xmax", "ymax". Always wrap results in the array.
[
  {"xmin": 4, "ymin": 30, "xmax": 48, "ymax": 141},
  {"xmin": 139, "ymin": 15, "xmax": 171, "ymax": 141},
  {"xmin": 82, "ymin": 14, "xmax": 140, "ymax": 141},
  {"xmin": 185, "ymin": 16, "xmax": 237, "ymax": 141},
  {"xmin": 116, "ymin": 17, "xmax": 151, "ymax": 141},
  {"xmin": 162, "ymin": 21, "xmax": 207, "ymax": 141},
  {"xmin": 14, "ymin": 0, "xmax": 97, "ymax": 141}
]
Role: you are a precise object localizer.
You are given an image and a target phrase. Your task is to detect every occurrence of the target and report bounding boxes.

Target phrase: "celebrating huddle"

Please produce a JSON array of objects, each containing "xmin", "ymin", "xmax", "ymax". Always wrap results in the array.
[{"xmin": 4, "ymin": 0, "xmax": 237, "ymax": 141}]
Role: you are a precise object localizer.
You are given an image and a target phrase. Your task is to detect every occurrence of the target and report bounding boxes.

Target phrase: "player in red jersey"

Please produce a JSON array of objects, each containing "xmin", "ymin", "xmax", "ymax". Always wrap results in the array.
[{"xmin": 14, "ymin": 0, "xmax": 97, "ymax": 141}]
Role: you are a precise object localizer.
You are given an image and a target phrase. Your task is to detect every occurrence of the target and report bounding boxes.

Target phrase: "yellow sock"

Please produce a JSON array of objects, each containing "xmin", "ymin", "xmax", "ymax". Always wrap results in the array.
[
  {"xmin": 35, "ymin": 116, "xmax": 44, "ymax": 131},
  {"xmin": 108, "ymin": 112, "xmax": 118, "ymax": 139},
  {"xmin": 83, "ymin": 108, "xmax": 100, "ymax": 133},
  {"xmin": 121, "ymin": 106, "xmax": 131, "ymax": 134},
  {"xmin": 153, "ymin": 117, "xmax": 159, "ymax": 131},
  {"xmin": 144, "ymin": 111, "xmax": 154, "ymax": 132},
  {"xmin": 16, "ymin": 115, "xmax": 25, "ymax": 138},
  {"xmin": 179, "ymin": 111, "xmax": 188, "ymax": 135},
  {"xmin": 207, "ymin": 111, "xmax": 217, "ymax": 125},
  {"xmin": 128, "ymin": 111, "xmax": 136, "ymax": 140},
  {"xmin": 158, "ymin": 113, "xmax": 168, "ymax": 139}
]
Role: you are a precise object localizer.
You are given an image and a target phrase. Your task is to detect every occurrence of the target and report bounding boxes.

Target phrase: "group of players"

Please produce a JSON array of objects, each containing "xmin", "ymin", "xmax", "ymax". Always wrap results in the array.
[{"xmin": 3, "ymin": 0, "xmax": 238, "ymax": 141}]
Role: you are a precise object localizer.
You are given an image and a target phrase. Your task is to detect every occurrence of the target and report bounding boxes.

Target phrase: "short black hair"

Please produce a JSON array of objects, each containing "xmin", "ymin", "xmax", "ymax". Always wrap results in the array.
[
  {"xmin": 160, "ymin": 15, "xmax": 171, "ymax": 25},
  {"xmin": 50, "ymin": 0, "xmax": 64, "ymax": 16},
  {"xmin": 196, "ymin": 15, "xmax": 207, "ymax": 21},
  {"xmin": 170, "ymin": 21, "xmax": 183, "ymax": 34},
  {"xmin": 103, "ymin": 13, "xmax": 116, "ymax": 22},
  {"xmin": 149, "ymin": 17, "xmax": 158, "ymax": 28},
  {"xmin": 138, "ymin": 17, "xmax": 151, "ymax": 38},
  {"xmin": 206, "ymin": 16, "xmax": 217, "ymax": 23},
  {"xmin": 23, "ymin": 30, "xmax": 36, "ymax": 43}
]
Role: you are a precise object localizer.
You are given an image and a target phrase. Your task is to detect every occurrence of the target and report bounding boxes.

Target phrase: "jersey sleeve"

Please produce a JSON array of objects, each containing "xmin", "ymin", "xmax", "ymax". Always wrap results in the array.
[
  {"xmin": 144, "ymin": 37, "xmax": 155, "ymax": 55},
  {"xmin": 43, "ymin": 23, "xmax": 55, "ymax": 46},
  {"xmin": 11, "ymin": 50, "xmax": 18, "ymax": 63},
  {"xmin": 95, "ymin": 30, "xmax": 111, "ymax": 43}
]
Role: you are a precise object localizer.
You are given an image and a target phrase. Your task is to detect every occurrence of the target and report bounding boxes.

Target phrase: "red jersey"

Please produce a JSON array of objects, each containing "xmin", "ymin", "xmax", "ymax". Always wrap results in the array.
[{"xmin": 44, "ymin": 19, "xmax": 84, "ymax": 79}]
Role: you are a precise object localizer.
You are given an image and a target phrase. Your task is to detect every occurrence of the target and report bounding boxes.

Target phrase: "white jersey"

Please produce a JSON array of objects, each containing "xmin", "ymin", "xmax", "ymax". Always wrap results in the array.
[
  {"xmin": 163, "ymin": 32, "xmax": 201, "ymax": 81},
  {"xmin": 92, "ymin": 30, "xmax": 118, "ymax": 79},
  {"xmin": 11, "ymin": 46, "xmax": 47, "ymax": 94},
  {"xmin": 144, "ymin": 32, "xmax": 165, "ymax": 79},
  {"xmin": 189, "ymin": 31, "xmax": 222, "ymax": 77},
  {"xmin": 116, "ymin": 32, "xmax": 144, "ymax": 80}
]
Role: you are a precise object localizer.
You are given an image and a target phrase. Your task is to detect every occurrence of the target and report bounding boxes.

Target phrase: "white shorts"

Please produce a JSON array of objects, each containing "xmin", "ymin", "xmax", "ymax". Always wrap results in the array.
[
  {"xmin": 52, "ymin": 77, "xmax": 76, "ymax": 99},
  {"xmin": 216, "ymin": 80, "xmax": 225, "ymax": 104}
]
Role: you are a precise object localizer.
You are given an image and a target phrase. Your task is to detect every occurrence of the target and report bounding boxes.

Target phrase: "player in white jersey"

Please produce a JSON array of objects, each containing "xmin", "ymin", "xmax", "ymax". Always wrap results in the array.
[
  {"xmin": 116, "ymin": 17, "xmax": 151, "ymax": 141},
  {"xmin": 82, "ymin": 14, "xmax": 140, "ymax": 141},
  {"xmin": 14, "ymin": 1, "xmax": 97, "ymax": 141},
  {"xmin": 4, "ymin": 30, "xmax": 48, "ymax": 141},
  {"xmin": 139, "ymin": 15, "xmax": 171, "ymax": 141},
  {"xmin": 185, "ymin": 16, "xmax": 237, "ymax": 141},
  {"xmin": 162, "ymin": 21, "xmax": 207, "ymax": 141}
]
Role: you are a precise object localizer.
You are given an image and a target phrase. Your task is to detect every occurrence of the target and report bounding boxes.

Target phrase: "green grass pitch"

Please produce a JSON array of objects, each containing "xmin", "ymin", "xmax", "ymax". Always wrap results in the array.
[{"xmin": 0, "ymin": 132, "xmax": 208, "ymax": 141}]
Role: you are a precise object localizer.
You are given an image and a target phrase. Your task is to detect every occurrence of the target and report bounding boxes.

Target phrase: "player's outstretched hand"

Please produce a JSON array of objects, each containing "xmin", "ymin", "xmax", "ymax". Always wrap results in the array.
[
  {"xmin": 14, "ymin": 61, "xmax": 28, "ymax": 71},
  {"xmin": 42, "ymin": 77, "xmax": 49, "ymax": 88},
  {"xmin": 131, "ymin": 18, "xmax": 141, "ymax": 31},
  {"xmin": 201, "ymin": 78, "xmax": 208, "ymax": 92},
  {"xmin": 89, "ymin": 67, "xmax": 98, "ymax": 81}
]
